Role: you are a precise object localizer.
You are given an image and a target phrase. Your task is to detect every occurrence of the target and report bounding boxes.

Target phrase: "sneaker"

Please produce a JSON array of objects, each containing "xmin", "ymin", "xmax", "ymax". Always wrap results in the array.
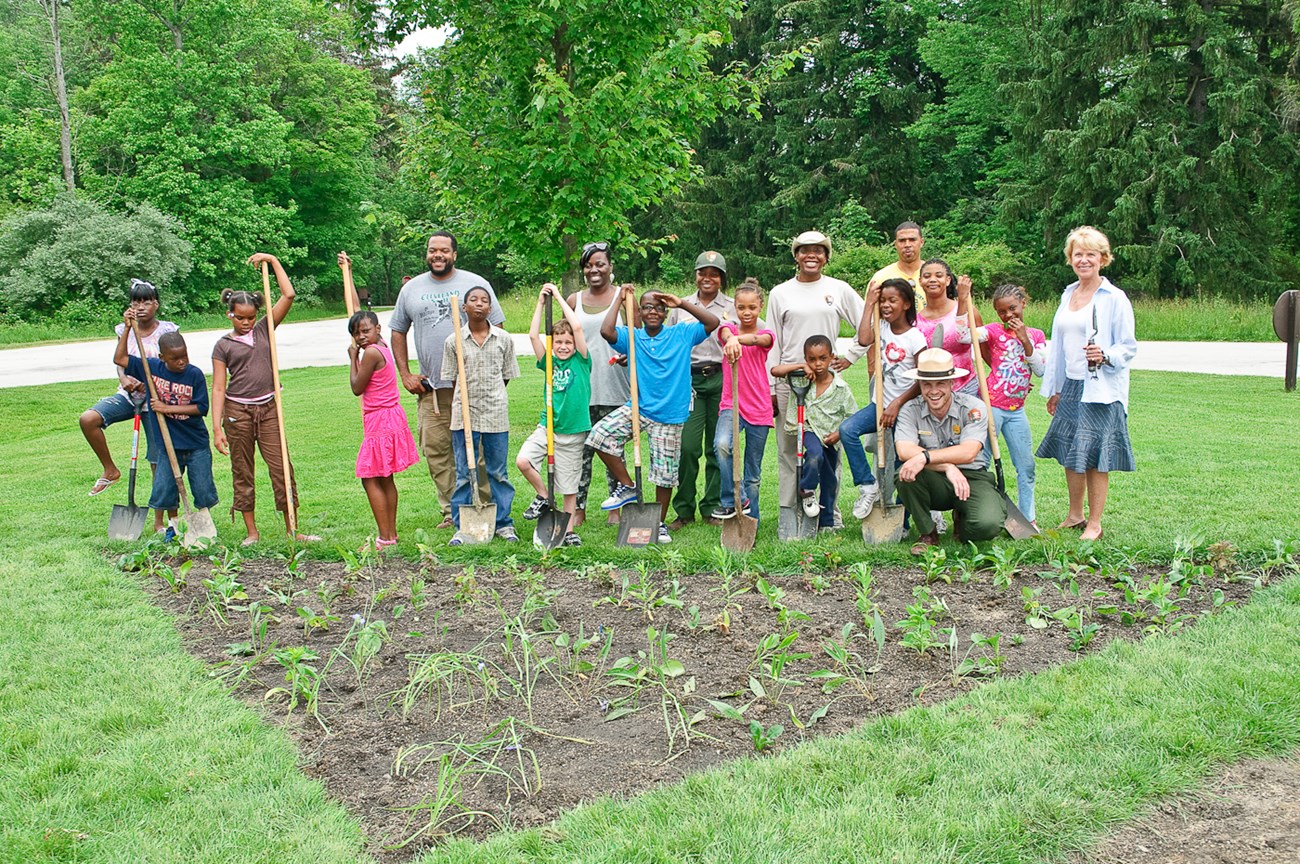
[
  {"xmin": 711, "ymin": 506, "xmax": 737, "ymax": 520},
  {"xmin": 522, "ymin": 495, "xmax": 549, "ymax": 520},
  {"xmin": 800, "ymin": 491, "xmax": 820, "ymax": 519},
  {"xmin": 601, "ymin": 483, "xmax": 638, "ymax": 511},
  {"xmin": 495, "ymin": 526, "xmax": 519, "ymax": 542},
  {"xmin": 832, "ymin": 508, "xmax": 844, "ymax": 529},
  {"xmin": 563, "ymin": 531, "xmax": 582, "ymax": 547},
  {"xmin": 818, "ymin": 524, "xmax": 837, "ymax": 534},
  {"xmin": 852, "ymin": 482, "xmax": 880, "ymax": 519},
  {"xmin": 931, "ymin": 510, "xmax": 947, "ymax": 535},
  {"xmin": 447, "ymin": 532, "xmax": 465, "ymax": 547},
  {"xmin": 657, "ymin": 523, "xmax": 673, "ymax": 544},
  {"xmin": 162, "ymin": 525, "xmax": 177, "ymax": 544}
]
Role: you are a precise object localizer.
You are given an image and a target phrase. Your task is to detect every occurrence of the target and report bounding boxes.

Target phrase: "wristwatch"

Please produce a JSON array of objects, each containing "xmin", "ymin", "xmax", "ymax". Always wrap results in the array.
[{"xmin": 922, "ymin": 449, "xmax": 932, "ymax": 465}]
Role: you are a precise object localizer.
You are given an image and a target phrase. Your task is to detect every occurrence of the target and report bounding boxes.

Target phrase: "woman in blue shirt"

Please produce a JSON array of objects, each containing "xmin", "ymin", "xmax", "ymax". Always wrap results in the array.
[{"xmin": 1036, "ymin": 226, "xmax": 1137, "ymax": 541}]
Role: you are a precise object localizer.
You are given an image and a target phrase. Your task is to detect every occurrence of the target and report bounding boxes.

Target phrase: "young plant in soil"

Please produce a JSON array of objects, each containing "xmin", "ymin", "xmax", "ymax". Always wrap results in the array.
[
  {"xmin": 266, "ymin": 645, "xmax": 326, "ymax": 730},
  {"xmin": 948, "ymin": 630, "xmax": 1005, "ymax": 682},
  {"xmin": 896, "ymin": 586, "xmax": 950, "ymax": 655}
]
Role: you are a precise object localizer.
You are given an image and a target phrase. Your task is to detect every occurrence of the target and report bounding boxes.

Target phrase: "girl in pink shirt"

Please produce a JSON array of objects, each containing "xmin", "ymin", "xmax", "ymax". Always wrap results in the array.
[
  {"xmin": 958, "ymin": 283, "xmax": 1047, "ymax": 524},
  {"xmin": 712, "ymin": 279, "xmax": 775, "ymax": 520}
]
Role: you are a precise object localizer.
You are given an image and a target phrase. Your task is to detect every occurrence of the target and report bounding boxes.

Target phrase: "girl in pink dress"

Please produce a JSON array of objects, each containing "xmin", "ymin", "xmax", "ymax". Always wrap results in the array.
[{"xmin": 348, "ymin": 310, "xmax": 419, "ymax": 550}]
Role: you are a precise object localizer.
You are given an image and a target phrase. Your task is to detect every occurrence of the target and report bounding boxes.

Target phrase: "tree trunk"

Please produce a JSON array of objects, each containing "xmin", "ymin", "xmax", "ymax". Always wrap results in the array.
[{"xmin": 40, "ymin": 0, "xmax": 76, "ymax": 193}]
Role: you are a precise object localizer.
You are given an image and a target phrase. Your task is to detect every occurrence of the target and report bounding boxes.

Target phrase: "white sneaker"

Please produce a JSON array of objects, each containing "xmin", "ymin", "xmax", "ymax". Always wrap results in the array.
[
  {"xmin": 931, "ymin": 510, "xmax": 948, "ymax": 535},
  {"xmin": 657, "ymin": 523, "xmax": 673, "ymax": 544},
  {"xmin": 852, "ymin": 483, "xmax": 880, "ymax": 519},
  {"xmin": 801, "ymin": 492, "xmax": 820, "ymax": 519}
]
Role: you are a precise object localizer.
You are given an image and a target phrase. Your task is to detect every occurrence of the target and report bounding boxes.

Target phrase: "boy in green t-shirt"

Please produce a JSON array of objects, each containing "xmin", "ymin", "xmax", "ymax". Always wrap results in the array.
[{"xmin": 516, "ymin": 283, "xmax": 592, "ymax": 546}]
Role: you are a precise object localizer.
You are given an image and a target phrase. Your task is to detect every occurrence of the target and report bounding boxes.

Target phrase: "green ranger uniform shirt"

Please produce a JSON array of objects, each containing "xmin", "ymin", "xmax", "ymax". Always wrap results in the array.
[
  {"xmin": 894, "ymin": 390, "xmax": 990, "ymax": 470},
  {"xmin": 536, "ymin": 351, "xmax": 592, "ymax": 434}
]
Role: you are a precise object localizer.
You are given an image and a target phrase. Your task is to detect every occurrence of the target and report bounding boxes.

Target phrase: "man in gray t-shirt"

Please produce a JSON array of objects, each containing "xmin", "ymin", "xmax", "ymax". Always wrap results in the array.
[{"xmin": 390, "ymin": 231, "xmax": 506, "ymax": 525}]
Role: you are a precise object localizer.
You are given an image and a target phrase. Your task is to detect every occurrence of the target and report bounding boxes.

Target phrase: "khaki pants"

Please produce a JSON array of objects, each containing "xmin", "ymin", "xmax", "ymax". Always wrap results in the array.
[
  {"xmin": 418, "ymin": 388, "xmax": 488, "ymax": 520},
  {"xmin": 223, "ymin": 400, "xmax": 297, "ymax": 514}
]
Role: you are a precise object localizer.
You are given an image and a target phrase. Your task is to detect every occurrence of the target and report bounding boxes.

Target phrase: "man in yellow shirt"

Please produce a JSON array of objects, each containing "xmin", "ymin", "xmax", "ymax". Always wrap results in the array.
[{"xmin": 869, "ymin": 221, "xmax": 925, "ymax": 288}]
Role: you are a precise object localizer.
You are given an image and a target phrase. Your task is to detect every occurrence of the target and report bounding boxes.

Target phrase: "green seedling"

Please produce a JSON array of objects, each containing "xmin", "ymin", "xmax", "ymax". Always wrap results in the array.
[
  {"xmin": 296, "ymin": 605, "xmax": 340, "ymax": 636},
  {"xmin": 811, "ymin": 614, "xmax": 886, "ymax": 699},
  {"xmin": 896, "ymin": 585, "xmax": 949, "ymax": 655},
  {"xmin": 977, "ymin": 545, "xmax": 1022, "ymax": 589},
  {"xmin": 919, "ymin": 545, "xmax": 950, "ymax": 584},
  {"xmin": 343, "ymin": 615, "xmax": 389, "ymax": 684},
  {"xmin": 265, "ymin": 646, "xmax": 326, "ymax": 729},
  {"xmin": 748, "ymin": 720, "xmax": 783, "ymax": 752},
  {"xmin": 751, "ymin": 630, "xmax": 811, "ymax": 701},
  {"xmin": 1022, "ymin": 584, "xmax": 1051, "ymax": 629},
  {"xmin": 1051, "ymin": 605, "xmax": 1101, "ymax": 651},
  {"xmin": 949, "ymin": 630, "xmax": 1004, "ymax": 682},
  {"xmin": 452, "ymin": 567, "xmax": 479, "ymax": 605}
]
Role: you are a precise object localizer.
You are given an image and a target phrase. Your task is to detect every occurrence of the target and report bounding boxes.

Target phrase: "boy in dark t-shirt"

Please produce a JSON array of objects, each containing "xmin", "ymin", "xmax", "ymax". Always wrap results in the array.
[{"xmin": 115, "ymin": 310, "xmax": 218, "ymax": 528}]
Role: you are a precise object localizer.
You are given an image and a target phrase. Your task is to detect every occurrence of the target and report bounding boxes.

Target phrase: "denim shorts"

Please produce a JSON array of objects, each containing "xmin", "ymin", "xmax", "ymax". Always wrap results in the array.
[{"xmin": 89, "ymin": 392, "xmax": 159, "ymax": 464}]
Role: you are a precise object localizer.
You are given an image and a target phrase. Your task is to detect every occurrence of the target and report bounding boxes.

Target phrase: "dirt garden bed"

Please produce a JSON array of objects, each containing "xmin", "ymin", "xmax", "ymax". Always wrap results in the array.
[{"xmin": 123, "ymin": 539, "xmax": 1259, "ymax": 859}]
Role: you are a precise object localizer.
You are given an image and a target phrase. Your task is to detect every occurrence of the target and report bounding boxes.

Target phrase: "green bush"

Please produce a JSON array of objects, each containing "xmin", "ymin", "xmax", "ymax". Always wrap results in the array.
[{"xmin": 0, "ymin": 196, "xmax": 192, "ymax": 322}]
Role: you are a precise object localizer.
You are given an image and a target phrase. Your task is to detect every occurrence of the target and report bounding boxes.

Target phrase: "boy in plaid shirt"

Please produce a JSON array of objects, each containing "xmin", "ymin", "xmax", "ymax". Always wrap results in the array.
[
  {"xmin": 587, "ymin": 284, "xmax": 720, "ymax": 543},
  {"xmin": 441, "ymin": 285, "xmax": 521, "ymax": 544}
]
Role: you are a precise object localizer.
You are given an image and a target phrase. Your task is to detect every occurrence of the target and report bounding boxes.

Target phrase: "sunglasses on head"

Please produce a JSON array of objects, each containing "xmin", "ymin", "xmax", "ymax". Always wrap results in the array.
[{"xmin": 582, "ymin": 241, "xmax": 610, "ymax": 255}]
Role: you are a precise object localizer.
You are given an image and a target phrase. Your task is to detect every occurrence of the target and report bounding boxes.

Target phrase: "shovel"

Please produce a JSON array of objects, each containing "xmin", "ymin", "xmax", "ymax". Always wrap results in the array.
[
  {"xmin": 449, "ymin": 293, "xmax": 496, "ymax": 543},
  {"xmin": 861, "ymin": 301, "xmax": 906, "ymax": 544},
  {"xmin": 720, "ymin": 359, "xmax": 757, "ymax": 552},
  {"xmin": 261, "ymin": 262, "xmax": 299, "ymax": 537},
  {"xmin": 965, "ymin": 295, "xmax": 1039, "ymax": 540},
  {"xmin": 616, "ymin": 290, "xmax": 662, "ymax": 547},
  {"xmin": 132, "ymin": 321, "xmax": 217, "ymax": 547},
  {"xmin": 107, "ymin": 402, "xmax": 149, "ymax": 541},
  {"xmin": 777, "ymin": 370, "xmax": 818, "ymax": 540},
  {"xmin": 534, "ymin": 296, "xmax": 570, "ymax": 550}
]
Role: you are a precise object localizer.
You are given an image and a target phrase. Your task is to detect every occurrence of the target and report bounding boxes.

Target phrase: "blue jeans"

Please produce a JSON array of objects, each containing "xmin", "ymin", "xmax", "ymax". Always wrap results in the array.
[
  {"xmin": 148, "ymin": 446, "xmax": 218, "ymax": 511},
  {"xmin": 714, "ymin": 409, "xmax": 770, "ymax": 517},
  {"xmin": 800, "ymin": 431, "xmax": 838, "ymax": 528},
  {"xmin": 451, "ymin": 430, "xmax": 515, "ymax": 530},
  {"xmin": 839, "ymin": 403, "xmax": 879, "ymax": 487},
  {"xmin": 992, "ymin": 406, "xmax": 1036, "ymax": 522}
]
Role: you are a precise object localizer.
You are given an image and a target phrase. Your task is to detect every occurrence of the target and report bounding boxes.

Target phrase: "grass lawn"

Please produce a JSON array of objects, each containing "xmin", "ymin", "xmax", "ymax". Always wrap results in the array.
[{"xmin": 1, "ymin": 367, "xmax": 1296, "ymax": 863}]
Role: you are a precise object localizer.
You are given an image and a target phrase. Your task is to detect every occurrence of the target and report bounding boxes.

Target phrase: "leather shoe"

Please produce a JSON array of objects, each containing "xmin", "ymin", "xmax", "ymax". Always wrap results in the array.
[
  {"xmin": 667, "ymin": 517, "xmax": 694, "ymax": 531},
  {"xmin": 704, "ymin": 517, "xmax": 723, "ymax": 527},
  {"xmin": 910, "ymin": 532, "xmax": 940, "ymax": 556}
]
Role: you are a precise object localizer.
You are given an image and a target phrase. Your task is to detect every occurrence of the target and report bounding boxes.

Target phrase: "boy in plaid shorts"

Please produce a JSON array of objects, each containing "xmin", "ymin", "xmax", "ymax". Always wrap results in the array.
[{"xmin": 588, "ymin": 284, "xmax": 720, "ymax": 543}]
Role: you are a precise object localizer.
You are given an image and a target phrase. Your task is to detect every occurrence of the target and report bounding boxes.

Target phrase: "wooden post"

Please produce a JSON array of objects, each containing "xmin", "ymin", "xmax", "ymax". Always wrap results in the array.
[{"xmin": 262, "ymin": 262, "xmax": 297, "ymax": 535}]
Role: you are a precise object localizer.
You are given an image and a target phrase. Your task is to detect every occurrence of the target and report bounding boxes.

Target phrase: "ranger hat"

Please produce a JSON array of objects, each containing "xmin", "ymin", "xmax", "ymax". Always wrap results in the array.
[
  {"xmin": 791, "ymin": 230, "xmax": 832, "ymax": 259},
  {"xmin": 904, "ymin": 347, "xmax": 969, "ymax": 381},
  {"xmin": 694, "ymin": 250, "xmax": 727, "ymax": 274}
]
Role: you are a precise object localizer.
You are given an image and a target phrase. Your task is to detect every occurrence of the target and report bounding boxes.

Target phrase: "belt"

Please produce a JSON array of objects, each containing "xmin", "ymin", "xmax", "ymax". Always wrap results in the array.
[{"xmin": 691, "ymin": 363, "xmax": 723, "ymax": 377}]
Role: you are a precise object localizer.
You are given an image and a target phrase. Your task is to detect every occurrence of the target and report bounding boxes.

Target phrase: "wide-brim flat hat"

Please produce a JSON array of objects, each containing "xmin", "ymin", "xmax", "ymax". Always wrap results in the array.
[
  {"xmin": 790, "ymin": 230, "xmax": 832, "ymax": 259},
  {"xmin": 904, "ymin": 347, "xmax": 969, "ymax": 381}
]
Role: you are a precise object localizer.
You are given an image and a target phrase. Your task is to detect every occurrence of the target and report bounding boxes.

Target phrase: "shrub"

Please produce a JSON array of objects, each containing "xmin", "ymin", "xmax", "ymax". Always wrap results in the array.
[
  {"xmin": 826, "ymin": 239, "xmax": 1030, "ymax": 295},
  {"xmin": 0, "ymin": 196, "xmax": 192, "ymax": 322}
]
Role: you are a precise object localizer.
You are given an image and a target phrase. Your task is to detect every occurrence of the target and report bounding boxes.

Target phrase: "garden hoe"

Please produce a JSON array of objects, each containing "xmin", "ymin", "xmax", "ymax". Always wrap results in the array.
[
  {"xmin": 107, "ymin": 402, "xmax": 149, "ymax": 541},
  {"xmin": 534, "ymin": 297, "xmax": 571, "ymax": 551},
  {"xmin": 132, "ymin": 321, "xmax": 217, "ymax": 548},
  {"xmin": 860, "ymin": 301, "xmax": 906, "ymax": 544},
  {"xmin": 616, "ymin": 290, "xmax": 662, "ymax": 547},
  {"xmin": 965, "ymin": 295, "xmax": 1039, "ymax": 540},
  {"xmin": 720, "ymin": 359, "xmax": 758, "ymax": 553},
  {"xmin": 777, "ymin": 369, "xmax": 817, "ymax": 541},
  {"xmin": 450, "ymin": 293, "xmax": 496, "ymax": 544}
]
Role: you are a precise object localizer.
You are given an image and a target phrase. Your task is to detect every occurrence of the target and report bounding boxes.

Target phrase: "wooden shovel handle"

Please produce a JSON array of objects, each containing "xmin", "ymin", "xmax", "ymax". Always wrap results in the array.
[
  {"xmin": 450, "ymin": 293, "xmax": 483, "ymax": 508},
  {"xmin": 262, "ymin": 262, "xmax": 296, "ymax": 534},
  {"xmin": 130, "ymin": 320, "xmax": 192, "ymax": 515},
  {"xmin": 964, "ymin": 294, "xmax": 1001, "ymax": 462}
]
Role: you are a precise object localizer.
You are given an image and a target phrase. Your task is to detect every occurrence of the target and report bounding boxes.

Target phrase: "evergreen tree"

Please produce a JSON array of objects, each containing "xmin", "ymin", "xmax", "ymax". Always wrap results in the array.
[{"xmin": 998, "ymin": 0, "xmax": 1300, "ymax": 297}]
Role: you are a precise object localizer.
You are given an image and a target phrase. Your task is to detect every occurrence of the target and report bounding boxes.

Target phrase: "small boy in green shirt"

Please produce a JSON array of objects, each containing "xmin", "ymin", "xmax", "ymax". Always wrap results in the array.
[
  {"xmin": 772, "ymin": 334, "xmax": 858, "ymax": 530},
  {"xmin": 516, "ymin": 283, "xmax": 592, "ymax": 546}
]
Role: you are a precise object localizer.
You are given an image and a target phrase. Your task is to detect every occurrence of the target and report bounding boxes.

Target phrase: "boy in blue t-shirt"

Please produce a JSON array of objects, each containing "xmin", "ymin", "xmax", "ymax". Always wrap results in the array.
[
  {"xmin": 114, "ymin": 309, "xmax": 218, "ymax": 534},
  {"xmin": 587, "ymin": 284, "xmax": 719, "ymax": 543}
]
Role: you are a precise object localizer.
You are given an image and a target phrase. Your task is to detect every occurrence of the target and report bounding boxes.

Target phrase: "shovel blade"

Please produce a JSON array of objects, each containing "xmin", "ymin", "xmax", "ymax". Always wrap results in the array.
[
  {"xmin": 616, "ymin": 503, "xmax": 661, "ymax": 547},
  {"xmin": 720, "ymin": 512, "xmax": 758, "ymax": 553},
  {"xmin": 777, "ymin": 506, "xmax": 818, "ymax": 541},
  {"xmin": 1002, "ymin": 495, "xmax": 1039, "ymax": 540},
  {"xmin": 458, "ymin": 505, "xmax": 497, "ymax": 545},
  {"xmin": 533, "ymin": 505, "xmax": 571, "ymax": 551},
  {"xmin": 860, "ymin": 503, "xmax": 907, "ymax": 544},
  {"xmin": 108, "ymin": 504, "xmax": 149, "ymax": 541},
  {"xmin": 180, "ymin": 508, "xmax": 218, "ymax": 549}
]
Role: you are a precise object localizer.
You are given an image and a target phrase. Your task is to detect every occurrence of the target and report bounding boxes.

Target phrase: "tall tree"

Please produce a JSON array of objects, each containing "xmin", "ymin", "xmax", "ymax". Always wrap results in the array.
[
  {"xmin": 659, "ymin": 0, "xmax": 934, "ymax": 285},
  {"xmin": 997, "ymin": 0, "xmax": 1300, "ymax": 297},
  {"xmin": 398, "ymin": 0, "xmax": 772, "ymax": 289}
]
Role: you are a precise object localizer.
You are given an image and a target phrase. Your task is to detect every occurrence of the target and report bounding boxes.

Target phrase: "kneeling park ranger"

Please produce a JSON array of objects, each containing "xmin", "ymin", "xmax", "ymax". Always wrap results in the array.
[{"xmin": 893, "ymin": 343, "xmax": 1007, "ymax": 555}]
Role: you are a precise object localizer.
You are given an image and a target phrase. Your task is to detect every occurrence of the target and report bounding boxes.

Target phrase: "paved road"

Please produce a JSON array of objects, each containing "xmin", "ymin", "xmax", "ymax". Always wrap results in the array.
[{"xmin": 0, "ymin": 311, "xmax": 1287, "ymax": 389}]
